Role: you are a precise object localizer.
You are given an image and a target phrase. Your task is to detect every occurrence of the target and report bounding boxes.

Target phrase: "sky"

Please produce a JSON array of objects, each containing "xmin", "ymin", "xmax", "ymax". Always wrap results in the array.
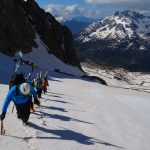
[{"xmin": 36, "ymin": 0, "xmax": 150, "ymax": 20}]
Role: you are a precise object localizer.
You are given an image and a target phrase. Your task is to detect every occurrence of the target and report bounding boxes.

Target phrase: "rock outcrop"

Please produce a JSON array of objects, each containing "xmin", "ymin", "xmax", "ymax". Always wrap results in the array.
[{"xmin": 0, "ymin": 0, "xmax": 80, "ymax": 67}]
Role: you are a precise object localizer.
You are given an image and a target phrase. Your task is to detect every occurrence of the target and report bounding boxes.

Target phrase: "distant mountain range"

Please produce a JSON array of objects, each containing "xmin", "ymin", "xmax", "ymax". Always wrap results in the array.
[
  {"xmin": 62, "ymin": 20, "xmax": 90, "ymax": 35},
  {"xmin": 56, "ymin": 16, "xmax": 98, "ymax": 34},
  {"xmin": 75, "ymin": 10, "xmax": 150, "ymax": 71}
]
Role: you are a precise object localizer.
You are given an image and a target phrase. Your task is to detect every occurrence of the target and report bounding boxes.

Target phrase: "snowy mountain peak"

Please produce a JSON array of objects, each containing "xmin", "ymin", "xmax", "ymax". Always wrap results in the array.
[
  {"xmin": 75, "ymin": 11, "xmax": 150, "ymax": 72},
  {"xmin": 114, "ymin": 10, "xmax": 146, "ymax": 19},
  {"xmin": 77, "ymin": 10, "xmax": 150, "ymax": 43}
]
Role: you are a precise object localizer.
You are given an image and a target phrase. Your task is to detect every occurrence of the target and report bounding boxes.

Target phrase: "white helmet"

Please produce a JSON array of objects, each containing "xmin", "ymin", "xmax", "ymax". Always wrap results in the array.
[{"xmin": 20, "ymin": 83, "xmax": 30, "ymax": 95}]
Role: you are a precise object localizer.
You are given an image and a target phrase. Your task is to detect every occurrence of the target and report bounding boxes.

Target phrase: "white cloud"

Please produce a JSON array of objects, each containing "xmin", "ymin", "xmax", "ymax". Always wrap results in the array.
[
  {"xmin": 66, "ymin": 4, "xmax": 78, "ymax": 13},
  {"xmin": 45, "ymin": 4, "xmax": 101, "ymax": 21},
  {"xmin": 139, "ymin": 10, "xmax": 150, "ymax": 16},
  {"xmin": 85, "ymin": 0, "xmax": 150, "ymax": 9}
]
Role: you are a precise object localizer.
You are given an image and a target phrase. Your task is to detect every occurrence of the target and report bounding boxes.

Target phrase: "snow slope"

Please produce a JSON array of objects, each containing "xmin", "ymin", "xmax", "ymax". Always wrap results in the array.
[
  {"xmin": 82, "ymin": 62, "xmax": 150, "ymax": 93},
  {"xmin": 0, "ymin": 34, "xmax": 84, "ymax": 84},
  {"xmin": 0, "ymin": 31, "xmax": 150, "ymax": 150},
  {"xmin": 0, "ymin": 72, "xmax": 150, "ymax": 150},
  {"xmin": 23, "ymin": 34, "xmax": 84, "ymax": 77}
]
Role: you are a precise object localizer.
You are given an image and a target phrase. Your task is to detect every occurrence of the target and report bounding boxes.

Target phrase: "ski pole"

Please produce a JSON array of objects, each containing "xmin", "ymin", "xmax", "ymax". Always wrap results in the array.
[
  {"xmin": 1, "ymin": 121, "xmax": 6, "ymax": 135},
  {"xmin": 38, "ymin": 105, "xmax": 46, "ymax": 126},
  {"xmin": 38, "ymin": 98, "xmax": 46, "ymax": 126},
  {"xmin": 12, "ymin": 105, "xmax": 15, "ymax": 113}
]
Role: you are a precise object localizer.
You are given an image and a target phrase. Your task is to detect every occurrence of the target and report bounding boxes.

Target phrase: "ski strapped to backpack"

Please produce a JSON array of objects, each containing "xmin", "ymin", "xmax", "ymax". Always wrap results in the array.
[
  {"xmin": 12, "ymin": 51, "xmax": 39, "ymax": 79},
  {"xmin": 14, "ymin": 51, "xmax": 23, "ymax": 74},
  {"xmin": 9, "ymin": 51, "xmax": 23, "ymax": 90},
  {"xmin": 44, "ymin": 71, "xmax": 48, "ymax": 78},
  {"xmin": 23, "ymin": 60, "xmax": 38, "ymax": 73},
  {"xmin": 10, "ymin": 51, "xmax": 39, "ymax": 88}
]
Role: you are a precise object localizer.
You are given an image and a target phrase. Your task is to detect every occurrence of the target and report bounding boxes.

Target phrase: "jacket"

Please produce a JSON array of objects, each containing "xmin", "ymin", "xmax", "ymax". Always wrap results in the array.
[{"xmin": 2, "ymin": 85, "xmax": 37, "ymax": 113}]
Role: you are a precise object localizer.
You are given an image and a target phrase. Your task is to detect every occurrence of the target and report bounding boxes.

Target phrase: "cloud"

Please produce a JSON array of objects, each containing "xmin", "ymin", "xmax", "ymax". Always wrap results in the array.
[
  {"xmin": 139, "ymin": 10, "xmax": 150, "ymax": 16},
  {"xmin": 85, "ymin": 0, "xmax": 150, "ymax": 10},
  {"xmin": 45, "ymin": 4, "xmax": 101, "ymax": 21}
]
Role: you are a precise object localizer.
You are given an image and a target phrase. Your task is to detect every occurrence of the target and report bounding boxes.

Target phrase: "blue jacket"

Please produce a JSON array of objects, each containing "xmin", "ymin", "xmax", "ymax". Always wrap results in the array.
[
  {"xmin": 2, "ymin": 85, "xmax": 38, "ymax": 113},
  {"xmin": 36, "ymin": 81, "xmax": 43, "ymax": 89}
]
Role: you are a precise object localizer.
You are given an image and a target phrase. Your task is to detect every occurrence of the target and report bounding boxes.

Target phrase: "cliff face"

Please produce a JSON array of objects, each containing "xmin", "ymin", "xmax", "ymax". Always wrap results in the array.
[
  {"xmin": 0, "ymin": 0, "xmax": 36, "ymax": 55},
  {"xmin": 0, "ymin": 0, "xmax": 80, "ymax": 67}
]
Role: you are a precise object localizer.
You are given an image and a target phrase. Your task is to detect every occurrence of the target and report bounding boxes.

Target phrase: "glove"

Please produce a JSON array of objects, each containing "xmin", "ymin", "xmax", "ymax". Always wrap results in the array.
[
  {"xmin": 34, "ymin": 99, "xmax": 40, "ymax": 106},
  {"xmin": 0, "ymin": 112, "xmax": 6, "ymax": 121}
]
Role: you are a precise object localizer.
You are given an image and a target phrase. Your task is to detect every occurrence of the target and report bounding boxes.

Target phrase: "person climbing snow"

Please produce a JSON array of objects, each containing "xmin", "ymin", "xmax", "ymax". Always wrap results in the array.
[
  {"xmin": 26, "ymin": 73, "xmax": 38, "ymax": 112},
  {"xmin": 0, "ymin": 74, "xmax": 40, "ymax": 125},
  {"xmin": 35, "ymin": 76, "xmax": 43, "ymax": 98},
  {"xmin": 42, "ymin": 77, "xmax": 49, "ymax": 94}
]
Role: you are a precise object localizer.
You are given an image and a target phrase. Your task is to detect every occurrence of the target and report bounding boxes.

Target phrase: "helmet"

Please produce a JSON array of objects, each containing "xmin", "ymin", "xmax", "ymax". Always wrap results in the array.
[{"xmin": 20, "ymin": 83, "xmax": 30, "ymax": 95}]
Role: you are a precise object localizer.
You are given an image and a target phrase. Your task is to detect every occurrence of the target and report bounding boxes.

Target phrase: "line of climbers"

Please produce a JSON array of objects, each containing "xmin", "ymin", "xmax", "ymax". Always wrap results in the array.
[{"xmin": 0, "ymin": 72, "xmax": 49, "ymax": 126}]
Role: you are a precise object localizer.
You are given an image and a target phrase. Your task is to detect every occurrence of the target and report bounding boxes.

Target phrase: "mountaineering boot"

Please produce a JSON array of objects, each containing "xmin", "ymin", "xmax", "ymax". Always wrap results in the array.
[
  {"xmin": 22, "ymin": 121, "xmax": 29, "ymax": 126},
  {"xmin": 30, "ymin": 107, "xmax": 35, "ymax": 113}
]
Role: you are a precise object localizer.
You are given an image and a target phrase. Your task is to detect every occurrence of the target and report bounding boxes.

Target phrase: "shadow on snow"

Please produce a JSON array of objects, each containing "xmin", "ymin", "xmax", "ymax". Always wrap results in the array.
[
  {"xmin": 33, "ymin": 111, "xmax": 94, "ymax": 125},
  {"xmin": 28, "ymin": 122, "xmax": 125, "ymax": 149},
  {"xmin": 41, "ymin": 105, "xmax": 68, "ymax": 112}
]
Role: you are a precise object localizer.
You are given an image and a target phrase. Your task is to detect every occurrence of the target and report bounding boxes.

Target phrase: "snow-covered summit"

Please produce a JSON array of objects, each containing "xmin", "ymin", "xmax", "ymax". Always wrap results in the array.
[
  {"xmin": 77, "ymin": 10, "xmax": 150, "ymax": 43},
  {"xmin": 75, "ymin": 10, "xmax": 150, "ymax": 72}
]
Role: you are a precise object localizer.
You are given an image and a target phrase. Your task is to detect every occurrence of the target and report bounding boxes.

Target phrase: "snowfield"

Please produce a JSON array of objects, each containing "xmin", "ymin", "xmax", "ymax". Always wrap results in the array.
[
  {"xmin": 0, "ymin": 32, "xmax": 150, "ymax": 149},
  {"xmin": 0, "ymin": 72, "xmax": 150, "ymax": 150},
  {"xmin": 82, "ymin": 62, "xmax": 150, "ymax": 93},
  {"xmin": 0, "ymin": 33, "xmax": 84, "ymax": 84}
]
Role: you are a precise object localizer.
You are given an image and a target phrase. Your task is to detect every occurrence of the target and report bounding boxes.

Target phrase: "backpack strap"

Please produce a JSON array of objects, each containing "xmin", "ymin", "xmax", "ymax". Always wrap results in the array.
[{"xmin": 16, "ymin": 85, "xmax": 19, "ymax": 96}]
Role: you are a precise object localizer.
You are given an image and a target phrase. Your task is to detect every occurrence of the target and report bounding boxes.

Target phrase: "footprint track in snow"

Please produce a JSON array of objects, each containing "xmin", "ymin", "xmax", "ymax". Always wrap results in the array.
[{"xmin": 22, "ymin": 125, "xmax": 40, "ymax": 150}]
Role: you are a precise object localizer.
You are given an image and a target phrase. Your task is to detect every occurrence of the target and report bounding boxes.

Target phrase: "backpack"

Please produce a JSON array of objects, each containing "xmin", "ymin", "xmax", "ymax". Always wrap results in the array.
[{"xmin": 9, "ymin": 74, "xmax": 26, "ymax": 95}]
